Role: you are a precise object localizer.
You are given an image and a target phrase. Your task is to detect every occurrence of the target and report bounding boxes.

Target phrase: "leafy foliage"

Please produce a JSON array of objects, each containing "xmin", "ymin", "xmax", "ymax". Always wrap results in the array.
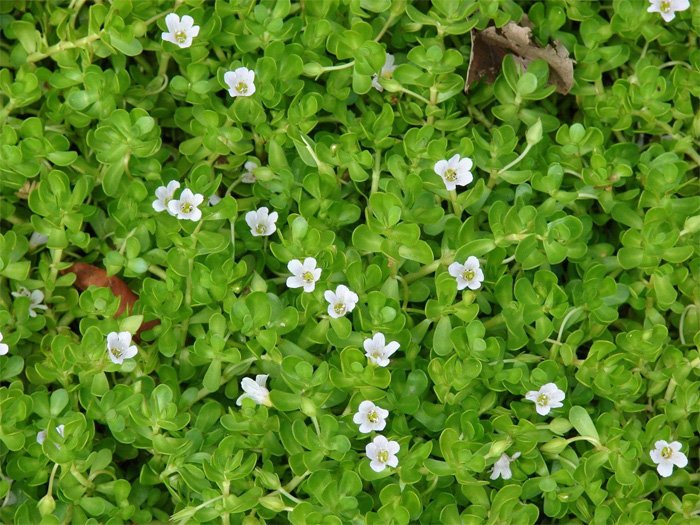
[{"xmin": 1, "ymin": 0, "xmax": 699, "ymax": 524}]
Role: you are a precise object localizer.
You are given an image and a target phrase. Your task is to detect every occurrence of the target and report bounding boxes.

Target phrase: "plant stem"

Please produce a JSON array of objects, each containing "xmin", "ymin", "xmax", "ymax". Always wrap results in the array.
[
  {"xmin": 497, "ymin": 143, "xmax": 534, "ymax": 175},
  {"xmin": 27, "ymin": 32, "xmax": 102, "ymax": 63},
  {"xmin": 404, "ymin": 260, "xmax": 442, "ymax": 284},
  {"xmin": 370, "ymin": 149, "xmax": 382, "ymax": 194}
]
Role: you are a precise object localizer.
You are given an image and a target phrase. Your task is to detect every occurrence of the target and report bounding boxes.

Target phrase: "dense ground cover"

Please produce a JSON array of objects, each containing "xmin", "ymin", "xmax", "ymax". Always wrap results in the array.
[{"xmin": 1, "ymin": 0, "xmax": 699, "ymax": 523}]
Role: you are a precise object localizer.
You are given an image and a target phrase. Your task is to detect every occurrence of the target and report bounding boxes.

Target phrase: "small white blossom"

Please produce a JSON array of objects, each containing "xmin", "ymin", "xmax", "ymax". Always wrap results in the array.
[
  {"xmin": 36, "ymin": 424, "xmax": 65, "ymax": 446},
  {"xmin": 208, "ymin": 194, "xmax": 222, "ymax": 206},
  {"xmin": 490, "ymin": 452, "xmax": 521, "ymax": 480},
  {"xmin": 224, "ymin": 67, "xmax": 256, "ymax": 98},
  {"xmin": 29, "ymin": 232, "xmax": 48, "ymax": 250},
  {"xmin": 167, "ymin": 188, "xmax": 204, "ymax": 221},
  {"xmin": 525, "ymin": 383, "xmax": 565, "ymax": 416},
  {"xmin": 434, "ymin": 154, "xmax": 474, "ymax": 191},
  {"xmin": 161, "ymin": 13, "xmax": 200, "ymax": 48},
  {"xmin": 647, "ymin": 0, "xmax": 689, "ymax": 21},
  {"xmin": 324, "ymin": 285, "xmax": 359, "ymax": 318},
  {"xmin": 106, "ymin": 331, "xmax": 138, "ymax": 365},
  {"xmin": 353, "ymin": 401, "xmax": 389, "ymax": 434},
  {"xmin": 245, "ymin": 207, "xmax": 278, "ymax": 237},
  {"xmin": 11, "ymin": 287, "xmax": 48, "ymax": 318},
  {"xmin": 152, "ymin": 180, "xmax": 181, "ymax": 215},
  {"xmin": 286, "ymin": 258, "xmax": 322, "ymax": 293},
  {"xmin": 241, "ymin": 160, "xmax": 258, "ymax": 183},
  {"xmin": 372, "ymin": 53, "xmax": 397, "ymax": 92},
  {"xmin": 236, "ymin": 375, "xmax": 271, "ymax": 407},
  {"xmin": 363, "ymin": 333, "xmax": 400, "ymax": 367},
  {"xmin": 366, "ymin": 435, "xmax": 400, "ymax": 472},
  {"xmin": 448, "ymin": 256, "xmax": 485, "ymax": 291},
  {"xmin": 0, "ymin": 332, "xmax": 8, "ymax": 356},
  {"xmin": 650, "ymin": 440, "xmax": 688, "ymax": 477}
]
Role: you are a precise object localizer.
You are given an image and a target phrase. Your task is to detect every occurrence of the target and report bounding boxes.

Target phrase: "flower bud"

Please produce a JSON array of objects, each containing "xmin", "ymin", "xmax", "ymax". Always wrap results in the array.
[
  {"xmin": 38, "ymin": 494, "xmax": 56, "ymax": 516},
  {"xmin": 303, "ymin": 63, "xmax": 324, "ymax": 76},
  {"xmin": 526, "ymin": 119, "xmax": 543, "ymax": 146},
  {"xmin": 258, "ymin": 495, "xmax": 287, "ymax": 512},
  {"xmin": 541, "ymin": 437, "xmax": 568, "ymax": 455},
  {"xmin": 486, "ymin": 439, "xmax": 512, "ymax": 459},
  {"xmin": 300, "ymin": 397, "xmax": 317, "ymax": 417}
]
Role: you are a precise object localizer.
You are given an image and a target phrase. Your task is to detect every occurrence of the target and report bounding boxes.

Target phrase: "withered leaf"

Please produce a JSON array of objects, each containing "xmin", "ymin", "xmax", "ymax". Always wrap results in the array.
[
  {"xmin": 63, "ymin": 262, "xmax": 159, "ymax": 338},
  {"xmin": 466, "ymin": 20, "xmax": 574, "ymax": 95}
]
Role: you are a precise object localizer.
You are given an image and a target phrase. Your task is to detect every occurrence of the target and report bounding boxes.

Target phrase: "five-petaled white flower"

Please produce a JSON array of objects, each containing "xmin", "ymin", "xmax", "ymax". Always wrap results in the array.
[
  {"xmin": 106, "ymin": 331, "xmax": 138, "ymax": 365},
  {"xmin": 287, "ymin": 258, "xmax": 322, "ymax": 293},
  {"xmin": 29, "ymin": 232, "xmax": 48, "ymax": 250},
  {"xmin": 366, "ymin": 435, "xmax": 400, "ymax": 472},
  {"xmin": 448, "ymin": 256, "xmax": 485, "ymax": 291},
  {"xmin": 490, "ymin": 452, "xmax": 521, "ymax": 480},
  {"xmin": 372, "ymin": 53, "xmax": 397, "ymax": 92},
  {"xmin": 647, "ymin": 0, "xmax": 689, "ymax": 21},
  {"xmin": 236, "ymin": 375, "xmax": 272, "ymax": 406},
  {"xmin": 650, "ymin": 440, "xmax": 688, "ymax": 477},
  {"xmin": 245, "ymin": 207, "xmax": 278, "ymax": 237},
  {"xmin": 525, "ymin": 383, "xmax": 565, "ymax": 416},
  {"xmin": 241, "ymin": 160, "xmax": 258, "ymax": 183},
  {"xmin": 161, "ymin": 13, "xmax": 200, "ymax": 48},
  {"xmin": 324, "ymin": 285, "xmax": 359, "ymax": 318},
  {"xmin": 0, "ymin": 332, "xmax": 8, "ymax": 356},
  {"xmin": 224, "ymin": 67, "xmax": 256, "ymax": 98},
  {"xmin": 363, "ymin": 333, "xmax": 400, "ymax": 367},
  {"xmin": 434, "ymin": 154, "xmax": 474, "ymax": 191},
  {"xmin": 152, "ymin": 180, "xmax": 181, "ymax": 215},
  {"xmin": 12, "ymin": 287, "xmax": 48, "ymax": 318},
  {"xmin": 168, "ymin": 188, "xmax": 204, "ymax": 221},
  {"xmin": 353, "ymin": 401, "xmax": 389, "ymax": 434},
  {"xmin": 37, "ymin": 424, "xmax": 65, "ymax": 446}
]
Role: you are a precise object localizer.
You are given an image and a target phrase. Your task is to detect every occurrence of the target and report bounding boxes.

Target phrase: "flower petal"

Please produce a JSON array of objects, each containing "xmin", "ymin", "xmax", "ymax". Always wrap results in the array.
[{"xmin": 164, "ymin": 13, "xmax": 180, "ymax": 34}]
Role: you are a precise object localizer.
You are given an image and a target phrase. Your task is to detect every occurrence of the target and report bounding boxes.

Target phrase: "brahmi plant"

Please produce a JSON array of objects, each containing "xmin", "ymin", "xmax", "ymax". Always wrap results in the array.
[{"xmin": 0, "ymin": 0, "xmax": 699, "ymax": 523}]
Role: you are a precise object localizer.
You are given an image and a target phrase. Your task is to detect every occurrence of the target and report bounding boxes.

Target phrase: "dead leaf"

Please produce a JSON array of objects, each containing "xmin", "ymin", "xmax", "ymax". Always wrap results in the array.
[
  {"xmin": 466, "ymin": 19, "xmax": 574, "ymax": 95},
  {"xmin": 62, "ymin": 262, "xmax": 159, "ymax": 338}
]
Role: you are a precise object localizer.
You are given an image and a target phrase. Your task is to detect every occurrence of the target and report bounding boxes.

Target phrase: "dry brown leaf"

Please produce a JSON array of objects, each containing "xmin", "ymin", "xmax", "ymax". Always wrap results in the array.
[
  {"xmin": 62, "ymin": 262, "xmax": 159, "ymax": 338},
  {"xmin": 465, "ymin": 20, "xmax": 574, "ymax": 95}
]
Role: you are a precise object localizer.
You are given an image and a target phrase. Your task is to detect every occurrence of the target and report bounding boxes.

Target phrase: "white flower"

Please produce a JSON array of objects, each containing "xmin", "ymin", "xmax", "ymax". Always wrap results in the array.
[
  {"xmin": 167, "ymin": 188, "xmax": 204, "ymax": 221},
  {"xmin": 36, "ymin": 424, "xmax": 65, "ymax": 446},
  {"xmin": 490, "ymin": 452, "xmax": 521, "ymax": 480},
  {"xmin": 371, "ymin": 53, "xmax": 397, "ymax": 92},
  {"xmin": 224, "ymin": 67, "xmax": 256, "ymax": 98},
  {"xmin": 236, "ymin": 375, "xmax": 271, "ymax": 406},
  {"xmin": 363, "ymin": 333, "xmax": 400, "ymax": 367},
  {"xmin": 0, "ymin": 332, "xmax": 8, "ymax": 356},
  {"xmin": 366, "ymin": 435, "xmax": 400, "ymax": 472},
  {"xmin": 29, "ymin": 232, "xmax": 48, "ymax": 250},
  {"xmin": 286, "ymin": 258, "xmax": 322, "ymax": 293},
  {"xmin": 448, "ymin": 256, "xmax": 485, "ymax": 291},
  {"xmin": 324, "ymin": 285, "xmax": 359, "ymax": 318},
  {"xmin": 208, "ymin": 194, "xmax": 222, "ymax": 206},
  {"xmin": 525, "ymin": 383, "xmax": 565, "ymax": 416},
  {"xmin": 353, "ymin": 401, "xmax": 389, "ymax": 434},
  {"xmin": 434, "ymin": 154, "xmax": 474, "ymax": 191},
  {"xmin": 106, "ymin": 331, "xmax": 138, "ymax": 365},
  {"xmin": 152, "ymin": 180, "xmax": 181, "ymax": 215},
  {"xmin": 11, "ymin": 287, "xmax": 48, "ymax": 318},
  {"xmin": 161, "ymin": 13, "xmax": 200, "ymax": 48},
  {"xmin": 650, "ymin": 440, "xmax": 688, "ymax": 477},
  {"xmin": 647, "ymin": 0, "xmax": 689, "ymax": 21},
  {"xmin": 241, "ymin": 160, "xmax": 258, "ymax": 183},
  {"xmin": 245, "ymin": 207, "xmax": 278, "ymax": 237}
]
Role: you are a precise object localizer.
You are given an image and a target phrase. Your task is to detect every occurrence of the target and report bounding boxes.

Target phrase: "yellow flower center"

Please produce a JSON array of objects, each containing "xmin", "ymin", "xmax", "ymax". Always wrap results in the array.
[
  {"xmin": 175, "ymin": 30, "xmax": 187, "ymax": 43},
  {"xmin": 302, "ymin": 271, "xmax": 314, "ymax": 283},
  {"xmin": 377, "ymin": 450, "xmax": 389, "ymax": 463},
  {"xmin": 255, "ymin": 223, "xmax": 267, "ymax": 234},
  {"xmin": 444, "ymin": 168, "xmax": 457, "ymax": 182},
  {"xmin": 372, "ymin": 351, "xmax": 381, "ymax": 359},
  {"xmin": 462, "ymin": 269, "xmax": 475, "ymax": 282},
  {"xmin": 536, "ymin": 393, "xmax": 549, "ymax": 406},
  {"xmin": 181, "ymin": 202, "xmax": 193, "ymax": 214},
  {"xmin": 236, "ymin": 82, "xmax": 248, "ymax": 94},
  {"xmin": 660, "ymin": 0, "xmax": 671, "ymax": 12},
  {"xmin": 111, "ymin": 347, "xmax": 122, "ymax": 358},
  {"xmin": 367, "ymin": 410, "xmax": 379, "ymax": 423},
  {"xmin": 661, "ymin": 446, "xmax": 673, "ymax": 459},
  {"xmin": 334, "ymin": 303, "xmax": 346, "ymax": 315}
]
